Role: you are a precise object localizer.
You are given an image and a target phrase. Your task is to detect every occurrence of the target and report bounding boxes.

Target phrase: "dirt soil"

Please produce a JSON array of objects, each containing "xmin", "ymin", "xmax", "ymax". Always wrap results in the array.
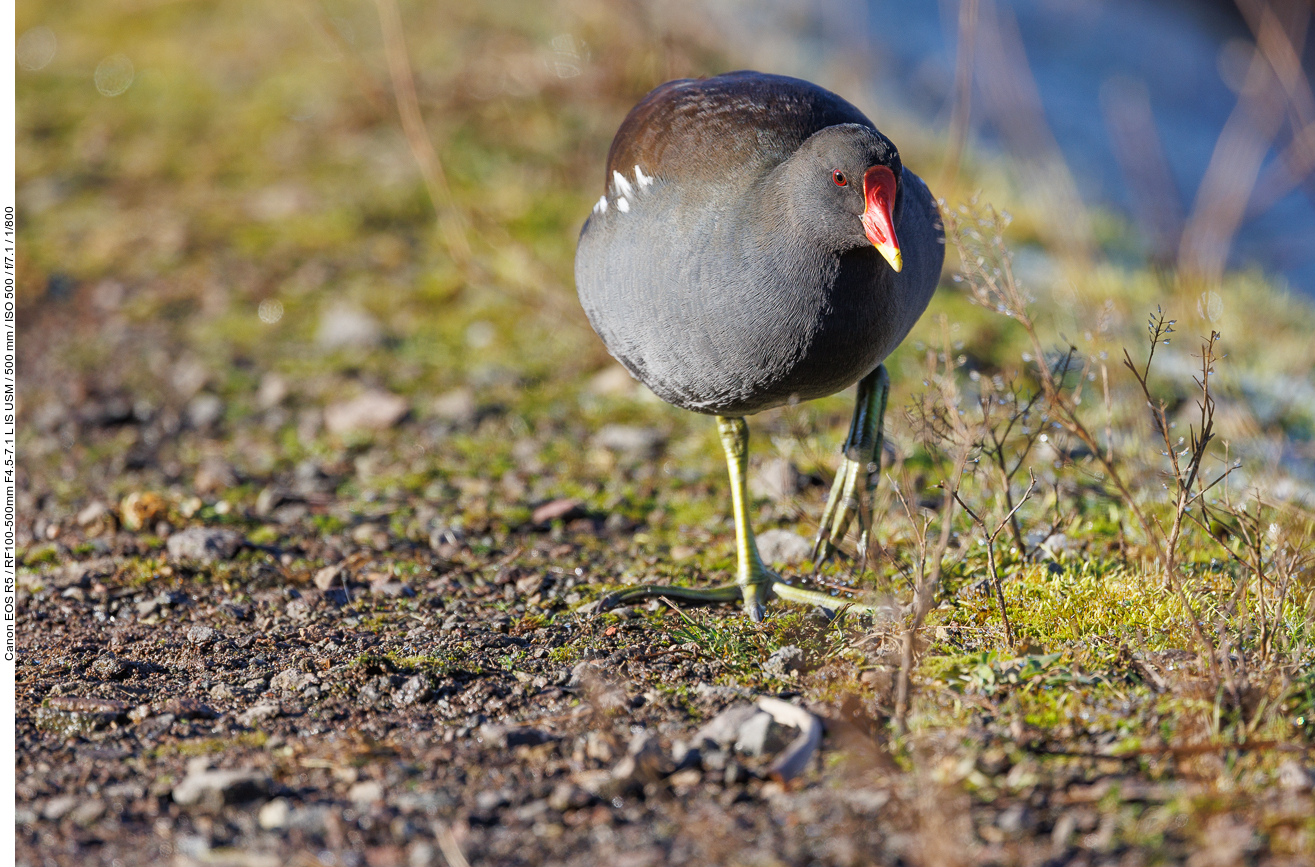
[{"xmin": 15, "ymin": 444, "xmax": 1315, "ymax": 867}]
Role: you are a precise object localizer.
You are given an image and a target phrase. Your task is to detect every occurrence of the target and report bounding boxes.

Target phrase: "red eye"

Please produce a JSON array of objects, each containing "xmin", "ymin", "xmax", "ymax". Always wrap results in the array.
[{"xmin": 832, "ymin": 170, "xmax": 847, "ymax": 187}]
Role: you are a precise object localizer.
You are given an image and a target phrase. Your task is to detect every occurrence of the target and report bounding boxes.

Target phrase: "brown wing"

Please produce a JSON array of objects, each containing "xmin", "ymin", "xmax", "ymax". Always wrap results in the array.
[{"xmin": 604, "ymin": 71, "xmax": 876, "ymax": 186}]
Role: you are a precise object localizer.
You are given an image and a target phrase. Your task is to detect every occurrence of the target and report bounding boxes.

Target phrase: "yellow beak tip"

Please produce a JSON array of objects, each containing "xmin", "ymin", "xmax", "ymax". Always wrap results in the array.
[{"xmin": 882, "ymin": 248, "xmax": 903, "ymax": 273}]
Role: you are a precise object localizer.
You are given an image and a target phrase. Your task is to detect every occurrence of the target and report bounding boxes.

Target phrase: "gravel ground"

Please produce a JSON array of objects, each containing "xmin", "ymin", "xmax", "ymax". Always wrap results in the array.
[{"xmin": 17, "ymin": 508, "xmax": 1315, "ymax": 866}]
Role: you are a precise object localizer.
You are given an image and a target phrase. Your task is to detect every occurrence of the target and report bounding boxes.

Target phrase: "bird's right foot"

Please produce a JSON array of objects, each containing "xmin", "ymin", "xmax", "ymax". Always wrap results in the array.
[{"xmin": 811, "ymin": 365, "xmax": 890, "ymax": 564}]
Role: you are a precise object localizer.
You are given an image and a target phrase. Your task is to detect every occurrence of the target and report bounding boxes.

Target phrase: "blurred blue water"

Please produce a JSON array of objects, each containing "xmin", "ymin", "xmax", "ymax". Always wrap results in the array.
[{"xmin": 860, "ymin": 0, "xmax": 1315, "ymax": 296}]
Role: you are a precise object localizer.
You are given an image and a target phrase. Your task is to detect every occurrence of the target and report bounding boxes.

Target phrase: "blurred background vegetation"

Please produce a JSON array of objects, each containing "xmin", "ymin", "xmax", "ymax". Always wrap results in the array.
[{"xmin": 15, "ymin": 0, "xmax": 1315, "ymax": 529}]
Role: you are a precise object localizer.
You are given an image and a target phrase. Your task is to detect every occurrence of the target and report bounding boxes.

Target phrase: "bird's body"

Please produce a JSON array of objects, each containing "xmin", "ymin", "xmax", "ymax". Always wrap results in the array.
[
  {"xmin": 576, "ymin": 71, "xmax": 943, "ymax": 416},
  {"xmin": 575, "ymin": 71, "xmax": 944, "ymax": 619}
]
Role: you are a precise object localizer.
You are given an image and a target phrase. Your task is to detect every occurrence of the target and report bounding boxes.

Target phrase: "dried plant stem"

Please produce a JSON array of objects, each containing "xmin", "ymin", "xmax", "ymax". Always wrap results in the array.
[
  {"xmin": 432, "ymin": 820, "xmax": 472, "ymax": 867},
  {"xmin": 943, "ymin": 204, "xmax": 1223, "ymax": 681},
  {"xmin": 894, "ymin": 456, "xmax": 966, "ymax": 736},
  {"xmin": 895, "ymin": 320, "xmax": 974, "ymax": 734},
  {"xmin": 954, "ymin": 471, "xmax": 1037, "ymax": 647},
  {"xmin": 1178, "ymin": 0, "xmax": 1302, "ymax": 281},
  {"xmin": 374, "ymin": 0, "xmax": 471, "ymax": 265},
  {"xmin": 297, "ymin": 1, "xmax": 392, "ymax": 118}
]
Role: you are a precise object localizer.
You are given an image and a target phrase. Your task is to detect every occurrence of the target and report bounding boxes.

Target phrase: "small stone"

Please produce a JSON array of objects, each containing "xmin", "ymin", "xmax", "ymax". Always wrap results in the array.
[
  {"xmin": 42, "ymin": 795, "xmax": 78, "ymax": 820},
  {"xmin": 237, "ymin": 703, "xmax": 281, "ymax": 727},
  {"xmin": 164, "ymin": 697, "xmax": 218, "ymax": 720},
  {"xmin": 193, "ymin": 457, "xmax": 238, "ymax": 495},
  {"xmin": 756, "ymin": 529, "xmax": 812, "ymax": 566},
  {"xmin": 187, "ymin": 394, "xmax": 225, "ymax": 429},
  {"xmin": 172, "ymin": 765, "xmax": 271, "ymax": 810},
  {"xmin": 749, "ymin": 458, "xmax": 800, "ymax": 503},
  {"xmin": 693, "ymin": 683, "xmax": 755, "ymax": 701},
  {"xmin": 258, "ymin": 373, "xmax": 288, "ymax": 409},
  {"xmin": 186, "ymin": 625, "xmax": 216, "ymax": 645},
  {"xmin": 724, "ymin": 761, "xmax": 745, "ymax": 786},
  {"xmin": 258, "ymin": 797, "xmax": 291, "ymax": 830},
  {"xmin": 569, "ymin": 770, "xmax": 615, "ymax": 799},
  {"xmin": 313, "ymin": 565, "xmax": 343, "ymax": 591},
  {"xmin": 286, "ymin": 804, "xmax": 331, "ymax": 835},
  {"xmin": 479, "ymin": 723, "xmax": 551, "ymax": 749},
  {"xmin": 254, "ymin": 486, "xmax": 287, "ymax": 516},
  {"xmin": 324, "ymin": 390, "xmax": 409, "ymax": 435},
  {"xmin": 587, "ymin": 364, "xmax": 636, "ymax": 397},
  {"xmin": 270, "ymin": 668, "xmax": 318, "ymax": 695},
  {"xmin": 693, "ymin": 703, "xmax": 762, "ymax": 749},
  {"xmin": 584, "ymin": 731, "xmax": 615, "ymax": 762},
  {"xmin": 209, "ymin": 682, "xmax": 237, "ymax": 701},
  {"xmin": 610, "ymin": 731, "xmax": 671, "ymax": 790},
  {"xmin": 167, "ymin": 527, "xmax": 244, "ymax": 562},
  {"xmin": 317, "ymin": 304, "xmax": 383, "ymax": 350},
  {"xmin": 701, "ymin": 749, "xmax": 729, "ymax": 771},
  {"xmin": 996, "ymin": 803, "xmax": 1034, "ymax": 837},
  {"xmin": 70, "ymin": 799, "xmax": 106, "ymax": 826},
  {"xmin": 285, "ymin": 598, "xmax": 314, "ymax": 620},
  {"xmin": 548, "ymin": 781, "xmax": 591, "ymax": 811},
  {"xmin": 371, "ymin": 581, "xmax": 415, "ymax": 598},
  {"xmin": 567, "ymin": 660, "xmax": 604, "ymax": 690},
  {"xmin": 1277, "ymin": 759, "xmax": 1314, "ymax": 792},
  {"xmin": 348, "ymin": 780, "xmax": 384, "ymax": 806},
  {"xmin": 172, "ymin": 356, "xmax": 210, "ymax": 398},
  {"xmin": 734, "ymin": 711, "xmax": 791, "ymax": 757},
  {"xmin": 669, "ymin": 768, "xmax": 702, "ymax": 788},
  {"xmin": 76, "ymin": 501, "xmax": 111, "ymax": 527},
  {"xmin": 670, "ymin": 739, "xmax": 701, "ymax": 771},
  {"xmin": 393, "ymin": 675, "xmax": 432, "ymax": 707},
  {"xmin": 762, "ymin": 644, "xmax": 807, "ymax": 679},
  {"xmin": 394, "ymin": 791, "xmax": 457, "ymax": 815},
  {"xmin": 592, "ymin": 424, "xmax": 665, "ymax": 457},
  {"xmin": 431, "ymin": 388, "xmax": 476, "ymax": 425},
  {"xmin": 409, "ymin": 841, "xmax": 439, "ymax": 867},
  {"xmin": 474, "ymin": 790, "xmax": 507, "ymax": 813},
  {"xmin": 90, "ymin": 655, "xmax": 130, "ymax": 681},
  {"xmin": 532, "ymin": 498, "xmax": 584, "ymax": 525}
]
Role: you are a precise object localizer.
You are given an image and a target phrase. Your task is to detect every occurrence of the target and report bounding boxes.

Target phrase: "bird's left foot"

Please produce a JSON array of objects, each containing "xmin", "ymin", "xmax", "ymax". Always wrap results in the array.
[{"xmin": 595, "ymin": 554, "xmax": 775, "ymax": 621}]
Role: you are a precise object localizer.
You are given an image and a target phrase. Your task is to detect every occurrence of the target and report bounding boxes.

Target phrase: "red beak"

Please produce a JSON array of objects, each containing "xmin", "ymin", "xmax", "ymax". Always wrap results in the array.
[{"xmin": 861, "ymin": 165, "xmax": 902, "ymax": 272}]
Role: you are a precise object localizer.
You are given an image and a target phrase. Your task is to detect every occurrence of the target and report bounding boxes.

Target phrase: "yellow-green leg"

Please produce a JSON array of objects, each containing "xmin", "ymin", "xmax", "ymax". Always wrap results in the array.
[
  {"xmin": 811, "ymin": 364, "xmax": 890, "ymax": 563},
  {"xmin": 596, "ymin": 409, "xmax": 889, "ymax": 620},
  {"xmin": 718, "ymin": 415, "xmax": 774, "ymax": 620},
  {"xmin": 596, "ymin": 416, "xmax": 773, "ymax": 621}
]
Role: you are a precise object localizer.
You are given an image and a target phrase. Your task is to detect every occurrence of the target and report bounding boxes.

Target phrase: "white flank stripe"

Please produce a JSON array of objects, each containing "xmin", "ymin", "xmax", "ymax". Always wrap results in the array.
[
  {"xmin": 634, "ymin": 165, "xmax": 653, "ymax": 188},
  {"xmin": 612, "ymin": 170, "xmax": 634, "ymax": 200},
  {"xmin": 596, "ymin": 195, "xmax": 608, "ymax": 214},
  {"xmin": 616, "ymin": 197, "xmax": 630, "ymax": 213}
]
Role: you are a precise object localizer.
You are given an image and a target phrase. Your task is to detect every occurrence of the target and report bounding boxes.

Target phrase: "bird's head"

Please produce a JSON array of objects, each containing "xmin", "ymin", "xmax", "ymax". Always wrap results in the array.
[{"xmin": 788, "ymin": 124, "xmax": 904, "ymax": 271}]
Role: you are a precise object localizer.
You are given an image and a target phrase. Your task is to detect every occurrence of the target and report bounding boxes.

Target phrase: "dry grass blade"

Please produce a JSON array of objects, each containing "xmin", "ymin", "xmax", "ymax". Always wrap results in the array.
[
  {"xmin": 1179, "ymin": 0, "xmax": 1304, "ymax": 281},
  {"xmin": 433, "ymin": 820, "xmax": 472, "ymax": 867},
  {"xmin": 972, "ymin": 0, "xmax": 1091, "ymax": 260},
  {"xmin": 939, "ymin": 0, "xmax": 978, "ymax": 191},
  {"xmin": 374, "ymin": 0, "xmax": 471, "ymax": 265},
  {"xmin": 1100, "ymin": 75, "xmax": 1185, "ymax": 262}
]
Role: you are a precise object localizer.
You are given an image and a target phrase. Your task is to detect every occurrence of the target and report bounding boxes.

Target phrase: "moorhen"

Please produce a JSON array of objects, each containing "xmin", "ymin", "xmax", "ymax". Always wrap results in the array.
[{"xmin": 576, "ymin": 71, "xmax": 943, "ymax": 620}]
